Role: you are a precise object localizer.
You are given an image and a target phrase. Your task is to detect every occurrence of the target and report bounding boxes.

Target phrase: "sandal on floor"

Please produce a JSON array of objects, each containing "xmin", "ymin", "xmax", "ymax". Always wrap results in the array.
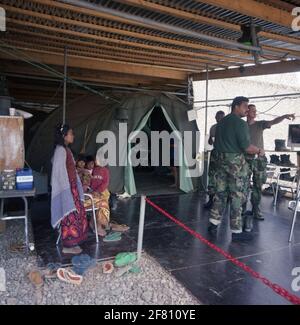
[
  {"xmin": 110, "ymin": 221, "xmax": 130, "ymax": 232},
  {"xmin": 28, "ymin": 270, "xmax": 44, "ymax": 288},
  {"xmin": 103, "ymin": 232, "xmax": 122, "ymax": 242},
  {"xmin": 90, "ymin": 222, "xmax": 107, "ymax": 237},
  {"xmin": 115, "ymin": 252, "xmax": 137, "ymax": 267},
  {"xmin": 9, "ymin": 243, "xmax": 25, "ymax": 253},
  {"xmin": 57, "ymin": 268, "xmax": 83, "ymax": 285},
  {"xmin": 102, "ymin": 261, "xmax": 114, "ymax": 274},
  {"xmin": 62, "ymin": 246, "xmax": 82, "ymax": 255},
  {"xmin": 115, "ymin": 265, "xmax": 132, "ymax": 277},
  {"xmin": 42, "ymin": 263, "xmax": 62, "ymax": 279},
  {"xmin": 97, "ymin": 227, "xmax": 107, "ymax": 237}
]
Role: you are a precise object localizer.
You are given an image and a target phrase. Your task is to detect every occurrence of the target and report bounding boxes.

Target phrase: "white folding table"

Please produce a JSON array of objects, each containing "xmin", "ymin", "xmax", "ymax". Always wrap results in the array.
[{"xmin": 0, "ymin": 189, "xmax": 35, "ymax": 248}]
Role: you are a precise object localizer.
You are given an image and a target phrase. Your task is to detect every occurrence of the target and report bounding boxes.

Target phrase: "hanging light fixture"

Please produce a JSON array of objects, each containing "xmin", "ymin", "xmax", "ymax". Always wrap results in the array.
[
  {"xmin": 238, "ymin": 20, "xmax": 262, "ymax": 64},
  {"xmin": 238, "ymin": 24, "xmax": 262, "ymax": 47}
]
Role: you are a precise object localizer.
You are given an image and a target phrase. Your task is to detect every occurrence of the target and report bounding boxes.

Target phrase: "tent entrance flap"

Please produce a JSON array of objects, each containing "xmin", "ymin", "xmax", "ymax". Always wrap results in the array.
[{"xmin": 124, "ymin": 105, "xmax": 194, "ymax": 196}]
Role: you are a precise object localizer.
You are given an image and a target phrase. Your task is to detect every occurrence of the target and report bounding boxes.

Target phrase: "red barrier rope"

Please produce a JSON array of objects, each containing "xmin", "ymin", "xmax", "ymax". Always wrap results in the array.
[{"xmin": 145, "ymin": 197, "xmax": 300, "ymax": 305}]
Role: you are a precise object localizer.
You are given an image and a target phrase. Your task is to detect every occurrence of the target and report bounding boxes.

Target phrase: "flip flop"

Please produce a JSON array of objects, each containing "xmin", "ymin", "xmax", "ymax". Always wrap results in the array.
[
  {"xmin": 62, "ymin": 246, "xmax": 82, "ymax": 255},
  {"xmin": 9, "ymin": 244, "xmax": 25, "ymax": 253},
  {"xmin": 102, "ymin": 262, "xmax": 114, "ymax": 274},
  {"xmin": 115, "ymin": 264, "xmax": 142, "ymax": 277},
  {"xmin": 72, "ymin": 254, "xmax": 96, "ymax": 275},
  {"xmin": 28, "ymin": 270, "xmax": 43, "ymax": 288},
  {"xmin": 57, "ymin": 268, "xmax": 83, "ymax": 285},
  {"xmin": 103, "ymin": 232, "xmax": 122, "ymax": 242},
  {"xmin": 43, "ymin": 263, "xmax": 63, "ymax": 279},
  {"xmin": 115, "ymin": 265, "xmax": 132, "ymax": 277},
  {"xmin": 110, "ymin": 222, "xmax": 130, "ymax": 232},
  {"xmin": 115, "ymin": 252, "xmax": 137, "ymax": 267},
  {"xmin": 129, "ymin": 265, "xmax": 142, "ymax": 274}
]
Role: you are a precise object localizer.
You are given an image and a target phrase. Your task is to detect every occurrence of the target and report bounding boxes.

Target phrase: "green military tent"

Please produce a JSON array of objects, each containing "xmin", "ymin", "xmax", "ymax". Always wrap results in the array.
[{"xmin": 27, "ymin": 92, "xmax": 200, "ymax": 195}]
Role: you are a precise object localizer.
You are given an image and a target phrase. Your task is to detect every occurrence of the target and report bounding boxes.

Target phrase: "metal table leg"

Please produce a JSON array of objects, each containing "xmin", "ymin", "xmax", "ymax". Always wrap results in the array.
[
  {"xmin": 0, "ymin": 198, "xmax": 4, "ymax": 218},
  {"xmin": 22, "ymin": 197, "xmax": 29, "ymax": 248}
]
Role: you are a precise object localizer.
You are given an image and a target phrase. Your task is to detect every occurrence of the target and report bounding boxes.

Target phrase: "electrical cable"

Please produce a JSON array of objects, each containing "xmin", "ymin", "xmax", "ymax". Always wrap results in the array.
[{"xmin": 0, "ymin": 41, "xmax": 121, "ymax": 103}]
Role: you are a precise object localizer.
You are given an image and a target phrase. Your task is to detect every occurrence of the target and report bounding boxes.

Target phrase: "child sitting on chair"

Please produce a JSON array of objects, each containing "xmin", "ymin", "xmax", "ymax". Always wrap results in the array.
[
  {"xmin": 84, "ymin": 154, "xmax": 130, "ymax": 237},
  {"xmin": 76, "ymin": 155, "xmax": 91, "ymax": 193},
  {"xmin": 83, "ymin": 155, "xmax": 110, "ymax": 236}
]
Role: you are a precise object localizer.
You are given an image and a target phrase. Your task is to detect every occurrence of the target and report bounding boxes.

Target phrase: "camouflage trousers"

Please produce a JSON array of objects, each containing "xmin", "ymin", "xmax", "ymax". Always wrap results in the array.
[
  {"xmin": 207, "ymin": 149, "xmax": 218, "ymax": 195},
  {"xmin": 243, "ymin": 156, "xmax": 268, "ymax": 215},
  {"xmin": 209, "ymin": 153, "xmax": 249, "ymax": 233}
]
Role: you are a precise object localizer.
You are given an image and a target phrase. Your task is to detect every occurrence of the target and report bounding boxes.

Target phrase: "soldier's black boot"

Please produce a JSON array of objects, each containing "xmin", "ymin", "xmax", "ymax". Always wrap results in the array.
[
  {"xmin": 204, "ymin": 195, "xmax": 214, "ymax": 209},
  {"xmin": 253, "ymin": 207, "xmax": 264, "ymax": 220},
  {"xmin": 282, "ymin": 154, "xmax": 295, "ymax": 167},
  {"xmin": 208, "ymin": 222, "xmax": 218, "ymax": 234},
  {"xmin": 270, "ymin": 155, "xmax": 281, "ymax": 165}
]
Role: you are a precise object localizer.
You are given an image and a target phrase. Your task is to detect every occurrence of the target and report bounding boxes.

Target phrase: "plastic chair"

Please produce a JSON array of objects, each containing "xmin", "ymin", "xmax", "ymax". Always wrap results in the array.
[
  {"xmin": 56, "ymin": 193, "xmax": 99, "ymax": 245},
  {"xmin": 266, "ymin": 164, "xmax": 298, "ymax": 206}
]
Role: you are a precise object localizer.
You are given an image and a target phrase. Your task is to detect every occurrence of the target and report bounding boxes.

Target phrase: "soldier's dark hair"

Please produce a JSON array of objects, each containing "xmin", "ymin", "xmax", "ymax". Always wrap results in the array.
[
  {"xmin": 248, "ymin": 104, "xmax": 256, "ymax": 109},
  {"xmin": 231, "ymin": 96, "xmax": 249, "ymax": 111},
  {"xmin": 216, "ymin": 110, "xmax": 225, "ymax": 117}
]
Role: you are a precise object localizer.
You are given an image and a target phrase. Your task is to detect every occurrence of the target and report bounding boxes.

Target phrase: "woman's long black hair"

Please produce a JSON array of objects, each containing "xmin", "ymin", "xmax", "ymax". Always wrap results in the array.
[{"xmin": 54, "ymin": 123, "xmax": 71, "ymax": 148}]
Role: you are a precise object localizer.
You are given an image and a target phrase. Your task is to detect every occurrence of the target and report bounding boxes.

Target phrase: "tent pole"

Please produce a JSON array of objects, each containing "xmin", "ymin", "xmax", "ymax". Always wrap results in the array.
[
  {"xmin": 137, "ymin": 195, "xmax": 146, "ymax": 261},
  {"xmin": 204, "ymin": 65, "xmax": 209, "ymax": 137},
  {"xmin": 205, "ymin": 65, "xmax": 209, "ymax": 192},
  {"xmin": 63, "ymin": 46, "xmax": 67, "ymax": 124}
]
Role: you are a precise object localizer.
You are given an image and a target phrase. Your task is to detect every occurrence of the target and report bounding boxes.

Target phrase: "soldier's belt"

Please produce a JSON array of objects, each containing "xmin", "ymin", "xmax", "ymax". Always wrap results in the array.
[
  {"xmin": 246, "ymin": 154, "xmax": 266, "ymax": 160},
  {"xmin": 218, "ymin": 152, "xmax": 244, "ymax": 157}
]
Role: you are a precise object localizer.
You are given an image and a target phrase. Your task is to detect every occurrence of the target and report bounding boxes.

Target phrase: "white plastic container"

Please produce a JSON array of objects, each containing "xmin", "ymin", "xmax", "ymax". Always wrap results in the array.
[{"xmin": 9, "ymin": 108, "xmax": 16, "ymax": 116}]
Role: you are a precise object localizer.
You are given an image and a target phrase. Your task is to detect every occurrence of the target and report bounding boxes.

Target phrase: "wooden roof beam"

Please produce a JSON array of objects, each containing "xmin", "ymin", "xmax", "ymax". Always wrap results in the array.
[
  {"xmin": 196, "ymin": 0, "xmax": 295, "ymax": 28},
  {"xmin": 2, "ymin": 4, "xmax": 255, "ymax": 62},
  {"xmin": 0, "ymin": 60, "xmax": 186, "ymax": 88},
  {"xmin": 260, "ymin": 0, "xmax": 296, "ymax": 12},
  {"xmin": 118, "ymin": 0, "xmax": 299, "ymax": 45},
  {"xmin": 6, "ymin": 18, "xmax": 252, "ymax": 65},
  {"xmin": 3, "ymin": 35, "xmax": 228, "ymax": 70},
  {"xmin": 5, "ymin": 28, "xmax": 231, "ymax": 68},
  {"xmin": 193, "ymin": 60, "xmax": 300, "ymax": 80},
  {"xmin": 3, "ymin": 39, "xmax": 209, "ymax": 72},
  {"xmin": 0, "ymin": 49, "xmax": 188, "ymax": 80}
]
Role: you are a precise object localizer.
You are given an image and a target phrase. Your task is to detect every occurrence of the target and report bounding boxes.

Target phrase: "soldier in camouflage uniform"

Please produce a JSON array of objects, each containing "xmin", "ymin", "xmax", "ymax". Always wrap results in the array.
[
  {"xmin": 209, "ymin": 97, "xmax": 265, "ymax": 241},
  {"xmin": 204, "ymin": 111, "xmax": 225, "ymax": 209},
  {"xmin": 241, "ymin": 156, "xmax": 267, "ymax": 232},
  {"xmin": 244, "ymin": 105, "xmax": 295, "ymax": 221}
]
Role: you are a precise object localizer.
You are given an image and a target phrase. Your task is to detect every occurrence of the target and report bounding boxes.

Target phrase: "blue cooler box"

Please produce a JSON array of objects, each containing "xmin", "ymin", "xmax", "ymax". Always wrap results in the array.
[{"xmin": 16, "ymin": 169, "xmax": 34, "ymax": 190}]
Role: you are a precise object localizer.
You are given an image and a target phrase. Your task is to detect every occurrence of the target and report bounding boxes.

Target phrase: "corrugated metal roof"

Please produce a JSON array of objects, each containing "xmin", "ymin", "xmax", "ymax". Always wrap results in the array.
[{"xmin": 0, "ymin": 0, "xmax": 299, "ymax": 98}]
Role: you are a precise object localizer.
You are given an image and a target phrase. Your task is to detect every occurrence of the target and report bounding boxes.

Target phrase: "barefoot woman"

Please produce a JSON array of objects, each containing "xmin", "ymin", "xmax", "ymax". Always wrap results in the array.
[{"xmin": 51, "ymin": 124, "xmax": 88, "ymax": 254}]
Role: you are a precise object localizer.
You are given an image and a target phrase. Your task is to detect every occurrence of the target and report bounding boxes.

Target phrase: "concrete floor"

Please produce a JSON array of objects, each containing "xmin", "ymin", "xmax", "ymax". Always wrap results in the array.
[{"xmin": 30, "ymin": 192, "xmax": 300, "ymax": 305}]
